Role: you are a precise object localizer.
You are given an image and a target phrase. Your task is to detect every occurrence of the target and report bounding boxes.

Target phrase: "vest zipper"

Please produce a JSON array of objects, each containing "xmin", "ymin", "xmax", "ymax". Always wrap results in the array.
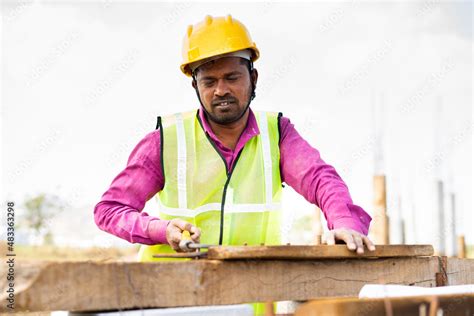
[
  {"xmin": 218, "ymin": 150, "xmax": 243, "ymax": 244},
  {"xmin": 196, "ymin": 112, "xmax": 245, "ymax": 245}
]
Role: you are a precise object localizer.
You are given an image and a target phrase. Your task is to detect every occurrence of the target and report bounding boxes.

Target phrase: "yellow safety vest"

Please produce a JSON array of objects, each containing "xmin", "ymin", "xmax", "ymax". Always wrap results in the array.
[{"xmin": 138, "ymin": 110, "xmax": 283, "ymax": 262}]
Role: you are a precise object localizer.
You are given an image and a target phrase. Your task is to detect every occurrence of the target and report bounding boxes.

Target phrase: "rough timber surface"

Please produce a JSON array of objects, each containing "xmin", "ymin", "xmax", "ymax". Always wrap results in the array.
[
  {"xmin": 205, "ymin": 244, "xmax": 434, "ymax": 260},
  {"xmin": 2, "ymin": 256, "xmax": 473, "ymax": 312}
]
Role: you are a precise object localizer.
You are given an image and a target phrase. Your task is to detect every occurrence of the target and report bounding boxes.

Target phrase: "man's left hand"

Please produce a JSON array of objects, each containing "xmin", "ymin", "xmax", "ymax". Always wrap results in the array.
[{"xmin": 324, "ymin": 228, "xmax": 376, "ymax": 254}]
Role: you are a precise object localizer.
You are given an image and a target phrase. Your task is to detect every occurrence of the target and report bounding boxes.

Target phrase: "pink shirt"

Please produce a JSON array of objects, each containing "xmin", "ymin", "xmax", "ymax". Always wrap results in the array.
[{"xmin": 94, "ymin": 108, "xmax": 371, "ymax": 245}]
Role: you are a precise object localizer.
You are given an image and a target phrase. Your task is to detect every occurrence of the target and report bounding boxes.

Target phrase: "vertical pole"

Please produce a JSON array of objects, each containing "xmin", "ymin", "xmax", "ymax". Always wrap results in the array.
[
  {"xmin": 400, "ymin": 218, "xmax": 406, "ymax": 245},
  {"xmin": 457, "ymin": 235, "xmax": 466, "ymax": 259},
  {"xmin": 435, "ymin": 180, "xmax": 445, "ymax": 255},
  {"xmin": 398, "ymin": 196, "xmax": 406, "ymax": 244},
  {"xmin": 392, "ymin": 195, "xmax": 405, "ymax": 244},
  {"xmin": 371, "ymin": 92, "xmax": 389, "ymax": 245},
  {"xmin": 372, "ymin": 175, "xmax": 389, "ymax": 244},
  {"xmin": 433, "ymin": 98, "xmax": 445, "ymax": 256},
  {"xmin": 445, "ymin": 192, "xmax": 457, "ymax": 257},
  {"xmin": 408, "ymin": 190, "xmax": 417, "ymax": 244},
  {"xmin": 314, "ymin": 206, "xmax": 323, "ymax": 245}
]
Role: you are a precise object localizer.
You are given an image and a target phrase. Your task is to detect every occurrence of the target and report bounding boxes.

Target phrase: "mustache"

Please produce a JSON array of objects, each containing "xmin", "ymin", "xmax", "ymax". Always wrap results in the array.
[{"xmin": 212, "ymin": 96, "xmax": 238, "ymax": 106}]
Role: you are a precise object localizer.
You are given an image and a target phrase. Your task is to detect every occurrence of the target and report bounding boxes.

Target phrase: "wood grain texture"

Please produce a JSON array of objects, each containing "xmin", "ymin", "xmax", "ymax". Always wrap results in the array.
[
  {"xmin": 445, "ymin": 257, "xmax": 474, "ymax": 286},
  {"xmin": 3, "ymin": 257, "xmax": 473, "ymax": 312},
  {"xmin": 205, "ymin": 244, "xmax": 434, "ymax": 260},
  {"xmin": 295, "ymin": 294, "xmax": 474, "ymax": 316}
]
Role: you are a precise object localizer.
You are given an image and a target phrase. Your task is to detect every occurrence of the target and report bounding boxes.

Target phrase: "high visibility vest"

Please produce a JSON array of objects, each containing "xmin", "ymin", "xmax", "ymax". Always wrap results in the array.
[{"xmin": 138, "ymin": 110, "xmax": 283, "ymax": 262}]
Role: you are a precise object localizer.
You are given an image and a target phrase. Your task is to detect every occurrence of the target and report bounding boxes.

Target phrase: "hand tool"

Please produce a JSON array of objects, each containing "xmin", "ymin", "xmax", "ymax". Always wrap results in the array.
[
  {"xmin": 178, "ymin": 230, "xmax": 213, "ymax": 252},
  {"xmin": 153, "ymin": 230, "xmax": 213, "ymax": 259}
]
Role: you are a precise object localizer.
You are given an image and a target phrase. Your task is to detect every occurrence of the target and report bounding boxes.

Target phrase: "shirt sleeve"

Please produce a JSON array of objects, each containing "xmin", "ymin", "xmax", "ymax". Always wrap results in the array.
[
  {"xmin": 93, "ymin": 129, "xmax": 170, "ymax": 245},
  {"xmin": 278, "ymin": 116, "xmax": 372, "ymax": 235}
]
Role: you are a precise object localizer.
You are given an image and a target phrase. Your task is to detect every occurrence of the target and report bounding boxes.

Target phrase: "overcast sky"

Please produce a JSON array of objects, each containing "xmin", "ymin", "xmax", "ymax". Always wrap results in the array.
[{"xmin": 1, "ymin": 1, "xmax": 472, "ymax": 250}]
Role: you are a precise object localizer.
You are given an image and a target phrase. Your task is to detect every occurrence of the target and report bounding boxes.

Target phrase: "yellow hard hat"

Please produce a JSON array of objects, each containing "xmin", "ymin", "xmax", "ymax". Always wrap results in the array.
[{"xmin": 180, "ymin": 15, "xmax": 260, "ymax": 77}]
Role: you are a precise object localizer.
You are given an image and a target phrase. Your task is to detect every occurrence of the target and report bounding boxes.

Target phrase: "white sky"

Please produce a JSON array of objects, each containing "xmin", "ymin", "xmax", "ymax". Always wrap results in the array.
[{"xmin": 1, "ymin": 1, "xmax": 472, "ymax": 250}]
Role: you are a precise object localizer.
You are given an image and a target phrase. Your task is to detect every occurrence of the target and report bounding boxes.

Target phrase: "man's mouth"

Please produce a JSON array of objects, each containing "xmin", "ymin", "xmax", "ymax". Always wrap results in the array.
[{"xmin": 213, "ymin": 100, "xmax": 235, "ymax": 107}]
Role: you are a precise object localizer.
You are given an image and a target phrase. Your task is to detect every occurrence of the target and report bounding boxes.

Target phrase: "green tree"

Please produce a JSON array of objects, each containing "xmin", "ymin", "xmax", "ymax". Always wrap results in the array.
[{"xmin": 22, "ymin": 193, "xmax": 65, "ymax": 245}]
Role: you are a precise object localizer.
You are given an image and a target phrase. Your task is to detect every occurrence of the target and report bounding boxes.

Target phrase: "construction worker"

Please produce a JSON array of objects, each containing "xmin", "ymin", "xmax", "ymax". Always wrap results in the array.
[{"xmin": 94, "ymin": 15, "xmax": 375, "ymax": 261}]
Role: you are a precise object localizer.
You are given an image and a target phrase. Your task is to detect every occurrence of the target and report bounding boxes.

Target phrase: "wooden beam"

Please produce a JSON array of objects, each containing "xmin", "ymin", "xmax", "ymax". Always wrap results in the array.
[
  {"xmin": 445, "ymin": 257, "xmax": 474, "ymax": 285},
  {"xmin": 2, "ymin": 257, "xmax": 473, "ymax": 312},
  {"xmin": 205, "ymin": 245, "xmax": 434, "ymax": 260},
  {"xmin": 295, "ymin": 294, "xmax": 474, "ymax": 316}
]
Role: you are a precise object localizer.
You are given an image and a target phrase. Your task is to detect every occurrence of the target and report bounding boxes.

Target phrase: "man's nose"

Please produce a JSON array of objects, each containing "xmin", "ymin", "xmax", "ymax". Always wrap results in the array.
[{"xmin": 214, "ymin": 79, "xmax": 230, "ymax": 97}]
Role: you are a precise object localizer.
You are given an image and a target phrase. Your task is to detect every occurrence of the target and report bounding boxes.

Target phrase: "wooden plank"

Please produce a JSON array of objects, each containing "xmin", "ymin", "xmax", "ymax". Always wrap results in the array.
[
  {"xmin": 445, "ymin": 257, "xmax": 474, "ymax": 285},
  {"xmin": 3, "ymin": 257, "xmax": 473, "ymax": 312},
  {"xmin": 205, "ymin": 244, "xmax": 434, "ymax": 260},
  {"xmin": 295, "ymin": 294, "xmax": 474, "ymax": 316}
]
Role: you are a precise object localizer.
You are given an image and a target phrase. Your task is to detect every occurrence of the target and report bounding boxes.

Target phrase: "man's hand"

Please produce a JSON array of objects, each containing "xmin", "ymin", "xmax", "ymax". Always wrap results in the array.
[
  {"xmin": 324, "ymin": 228, "xmax": 375, "ymax": 254},
  {"xmin": 166, "ymin": 219, "xmax": 201, "ymax": 252}
]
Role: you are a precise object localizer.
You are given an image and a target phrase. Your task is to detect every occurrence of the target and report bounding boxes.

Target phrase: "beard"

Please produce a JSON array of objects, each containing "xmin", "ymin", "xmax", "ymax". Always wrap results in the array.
[{"xmin": 203, "ymin": 84, "xmax": 253, "ymax": 125}]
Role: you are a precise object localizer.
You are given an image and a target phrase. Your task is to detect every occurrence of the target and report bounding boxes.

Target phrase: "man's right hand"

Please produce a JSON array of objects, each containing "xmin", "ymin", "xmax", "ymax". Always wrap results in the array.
[{"xmin": 166, "ymin": 219, "xmax": 201, "ymax": 252}]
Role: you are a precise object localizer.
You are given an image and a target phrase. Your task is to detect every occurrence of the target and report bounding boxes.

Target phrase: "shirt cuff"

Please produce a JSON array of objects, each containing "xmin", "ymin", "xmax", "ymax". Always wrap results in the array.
[
  {"xmin": 331, "ymin": 204, "xmax": 372, "ymax": 236},
  {"xmin": 147, "ymin": 219, "xmax": 170, "ymax": 244}
]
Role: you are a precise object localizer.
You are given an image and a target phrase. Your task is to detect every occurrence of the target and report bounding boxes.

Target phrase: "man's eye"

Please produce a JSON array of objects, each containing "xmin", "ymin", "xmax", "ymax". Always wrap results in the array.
[
  {"xmin": 202, "ymin": 81, "xmax": 214, "ymax": 87},
  {"xmin": 227, "ymin": 76, "xmax": 239, "ymax": 81}
]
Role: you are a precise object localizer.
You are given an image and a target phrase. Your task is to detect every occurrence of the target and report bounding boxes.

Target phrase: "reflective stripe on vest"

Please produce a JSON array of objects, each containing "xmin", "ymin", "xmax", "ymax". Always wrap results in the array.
[{"xmin": 138, "ymin": 110, "xmax": 282, "ymax": 262}]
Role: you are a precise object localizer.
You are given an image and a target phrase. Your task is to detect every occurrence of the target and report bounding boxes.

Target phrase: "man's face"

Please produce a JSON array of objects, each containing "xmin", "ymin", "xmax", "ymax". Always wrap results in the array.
[{"xmin": 193, "ymin": 57, "xmax": 257, "ymax": 125}]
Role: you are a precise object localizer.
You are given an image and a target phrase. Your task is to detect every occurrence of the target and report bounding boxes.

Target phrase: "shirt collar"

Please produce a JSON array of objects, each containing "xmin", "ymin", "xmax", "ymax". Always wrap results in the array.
[{"xmin": 198, "ymin": 106, "xmax": 260, "ymax": 148}]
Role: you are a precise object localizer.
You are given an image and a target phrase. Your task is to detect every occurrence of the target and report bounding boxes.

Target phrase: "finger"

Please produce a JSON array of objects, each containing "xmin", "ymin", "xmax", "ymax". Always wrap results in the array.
[
  {"xmin": 353, "ymin": 235, "xmax": 364, "ymax": 254},
  {"xmin": 325, "ymin": 231, "xmax": 336, "ymax": 245},
  {"xmin": 171, "ymin": 229, "xmax": 188, "ymax": 252},
  {"xmin": 166, "ymin": 221, "xmax": 188, "ymax": 252},
  {"xmin": 173, "ymin": 219, "xmax": 189, "ymax": 231},
  {"xmin": 190, "ymin": 227, "xmax": 201, "ymax": 242},
  {"xmin": 174, "ymin": 219, "xmax": 196, "ymax": 235},
  {"xmin": 167, "ymin": 233, "xmax": 181, "ymax": 251},
  {"xmin": 183, "ymin": 222, "xmax": 194, "ymax": 233},
  {"xmin": 335, "ymin": 231, "xmax": 356, "ymax": 251},
  {"xmin": 362, "ymin": 235, "xmax": 376, "ymax": 251}
]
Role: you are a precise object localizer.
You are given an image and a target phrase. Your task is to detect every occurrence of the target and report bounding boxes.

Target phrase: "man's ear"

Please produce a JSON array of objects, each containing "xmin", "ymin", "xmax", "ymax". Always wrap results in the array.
[
  {"xmin": 192, "ymin": 79, "xmax": 197, "ymax": 90},
  {"xmin": 251, "ymin": 68, "xmax": 258, "ymax": 87}
]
